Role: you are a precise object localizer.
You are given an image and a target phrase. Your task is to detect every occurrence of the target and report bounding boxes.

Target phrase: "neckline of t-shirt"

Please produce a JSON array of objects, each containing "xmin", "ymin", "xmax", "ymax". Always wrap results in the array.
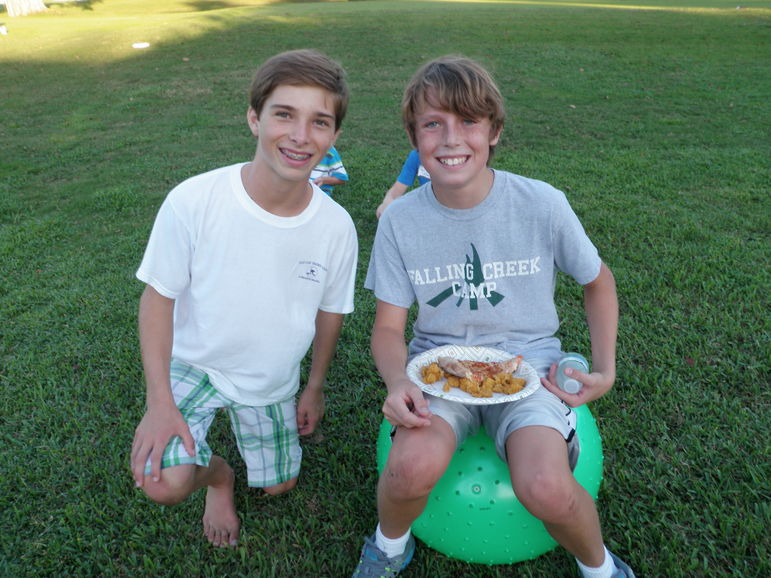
[
  {"xmin": 231, "ymin": 162, "xmax": 321, "ymax": 228},
  {"xmin": 425, "ymin": 169, "xmax": 503, "ymax": 220}
]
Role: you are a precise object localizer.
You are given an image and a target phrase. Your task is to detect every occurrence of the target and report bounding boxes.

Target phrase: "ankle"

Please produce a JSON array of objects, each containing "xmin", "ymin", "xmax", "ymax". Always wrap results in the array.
[
  {"xmin": 375, "ymin": 524, "xmax": 411, "ymax": 558},
  {"xmin": 577, "ymin": 546, "xmax": 615, "ymax": 578}
]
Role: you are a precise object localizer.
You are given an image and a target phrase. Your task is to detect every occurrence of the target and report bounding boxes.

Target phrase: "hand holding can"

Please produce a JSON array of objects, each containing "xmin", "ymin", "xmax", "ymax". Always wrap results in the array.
[{"xmin": 557, "ymin": 353, "xmax": 589, "ymax": 394}]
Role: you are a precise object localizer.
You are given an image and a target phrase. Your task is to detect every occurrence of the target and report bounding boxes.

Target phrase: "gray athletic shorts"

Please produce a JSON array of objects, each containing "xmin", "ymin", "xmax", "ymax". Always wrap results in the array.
[{"xmin": 426, "ymin": 357, "xmax": 580, "ymax": 469}]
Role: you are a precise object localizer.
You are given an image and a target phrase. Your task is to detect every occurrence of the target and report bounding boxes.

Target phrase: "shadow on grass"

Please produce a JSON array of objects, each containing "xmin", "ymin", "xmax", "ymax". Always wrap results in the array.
[{"xmin": 49, "ymin": 0, "xmax": 105, "ymax": 11}]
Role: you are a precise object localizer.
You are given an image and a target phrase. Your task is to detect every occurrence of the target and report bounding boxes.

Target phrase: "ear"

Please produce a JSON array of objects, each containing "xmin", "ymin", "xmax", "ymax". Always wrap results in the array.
[
  {"xmin": 405, "ymin": 126, "xmax": 418, "ymax": 150},
  {"xmin": 489, "ymin": 125, "xmax": 503, "ymax": 146},
  {"xmin": 247, "ymin": 106, "xmax": 259, "ymax": 137}
]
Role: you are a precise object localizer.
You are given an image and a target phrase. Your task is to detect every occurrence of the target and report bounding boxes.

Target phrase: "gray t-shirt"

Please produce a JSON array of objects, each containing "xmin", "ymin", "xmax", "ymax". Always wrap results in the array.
[{"xmin": 365, "ymin": 169, "xmax": 601, "ymax": 362}]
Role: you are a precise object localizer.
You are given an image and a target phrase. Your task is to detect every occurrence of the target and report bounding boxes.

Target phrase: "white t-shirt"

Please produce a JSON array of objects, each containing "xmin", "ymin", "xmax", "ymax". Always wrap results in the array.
[{"xmin": 137, "ymin": 163, "xmax": 358, "ymax": 405}]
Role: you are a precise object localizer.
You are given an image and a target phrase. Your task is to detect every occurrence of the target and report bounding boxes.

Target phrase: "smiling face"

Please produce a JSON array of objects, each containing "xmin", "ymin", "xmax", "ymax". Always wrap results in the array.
[
  {"xmin": 413, "ymin": 100, "xmax": 501, "ymax": 204},
  {"xmin": 401, "ymin": 56, "xmax": 506, "ymax": 207},
  {"xmin": 248, "ymin": 84, "xmax": 339, "ymax": 188}
]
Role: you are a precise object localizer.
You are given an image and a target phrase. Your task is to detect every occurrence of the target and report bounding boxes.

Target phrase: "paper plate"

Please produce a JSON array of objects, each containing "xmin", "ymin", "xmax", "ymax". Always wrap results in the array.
[{"xmin": 407, "ymin": 344, "xmax": 540, "ymax": 405}]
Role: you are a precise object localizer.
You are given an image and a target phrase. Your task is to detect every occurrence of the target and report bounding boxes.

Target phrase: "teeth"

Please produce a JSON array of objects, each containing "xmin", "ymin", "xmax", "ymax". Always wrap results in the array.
[
  {"xmin": 283, "ymin": 150, "xmax": 311, "ymax": 161},
  {"xmin": 441, "ymin": 157, "xmax": 466, "ymax": 166}
]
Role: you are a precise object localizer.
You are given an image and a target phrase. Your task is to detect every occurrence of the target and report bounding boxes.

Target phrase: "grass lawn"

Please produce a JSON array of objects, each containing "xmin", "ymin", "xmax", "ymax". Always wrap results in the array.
[{"xmin": 1, "ymin": 0, "xmax": 769, "ymax": 576}]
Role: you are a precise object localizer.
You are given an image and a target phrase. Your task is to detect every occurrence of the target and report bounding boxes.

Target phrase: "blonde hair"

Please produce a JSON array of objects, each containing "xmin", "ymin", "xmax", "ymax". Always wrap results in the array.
[{"xmin": 402, "ymin": 56, "xmax": 505, "ymax": 162}]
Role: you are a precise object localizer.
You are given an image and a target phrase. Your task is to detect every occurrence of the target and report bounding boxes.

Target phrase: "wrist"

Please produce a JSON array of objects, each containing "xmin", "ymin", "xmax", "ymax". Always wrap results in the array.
[
  {"xmin": 145, "ymin": 384, "xmax": 175, "ymax": 406},
  {"xmin": 384, "ymin": 373, "xmax": 412, "ymax": 392},
  {"xmin": 304, "ymin": 379, "xmax": 325, "ymax": 392}
]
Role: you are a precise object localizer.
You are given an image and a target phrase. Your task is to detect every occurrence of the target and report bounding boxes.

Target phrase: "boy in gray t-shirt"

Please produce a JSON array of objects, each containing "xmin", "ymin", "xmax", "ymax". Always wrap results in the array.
[{"xmin": 354, "ymin": 56, "xmax": 634, "ymax": 578}]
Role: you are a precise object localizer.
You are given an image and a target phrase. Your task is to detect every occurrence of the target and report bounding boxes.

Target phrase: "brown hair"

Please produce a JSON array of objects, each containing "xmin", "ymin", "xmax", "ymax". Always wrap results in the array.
[
  {"xmin": 402, "ymin": 55, "xmax": 505, "ymax": 162},
  {"xmin": 249, "ymin": 49, "xmax": 349, "ymax": 131}
]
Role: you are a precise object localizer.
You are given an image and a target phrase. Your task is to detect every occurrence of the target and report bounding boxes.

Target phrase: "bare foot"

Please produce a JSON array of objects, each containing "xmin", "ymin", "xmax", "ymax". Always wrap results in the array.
[{"xmin": 202, "ymin": 460, "xmax": 240, "ymax": 547}]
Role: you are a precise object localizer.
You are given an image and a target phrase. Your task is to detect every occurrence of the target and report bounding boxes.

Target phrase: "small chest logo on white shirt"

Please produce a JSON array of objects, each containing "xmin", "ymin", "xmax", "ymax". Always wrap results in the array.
[{"xmin": 298, "ymin": 260, "xmax": 327, "ymax": 284}]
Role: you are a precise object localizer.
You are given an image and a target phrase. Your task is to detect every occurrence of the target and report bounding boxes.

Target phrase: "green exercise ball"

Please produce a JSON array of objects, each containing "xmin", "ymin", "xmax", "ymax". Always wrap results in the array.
[{"xmin": 375, "ymin": 404, "xmax": 604, "ymax": 565}]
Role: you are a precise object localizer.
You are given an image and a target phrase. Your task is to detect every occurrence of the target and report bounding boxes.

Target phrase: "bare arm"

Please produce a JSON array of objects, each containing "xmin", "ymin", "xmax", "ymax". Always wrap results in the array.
[
  {"xmin": 376, "ymin": 182, "xmax": 409, "ymax": 218},
  {"xmin": 584, "ymin": 262, "xmax": 618, "ymax": 386},
  {"xmin": 371, "ymin": 300, "xmax": 432, "ymax": 427},
  {"xmin": 130, "ymin": 285, "xmax": 195, "ymax": 486},
  {"xmin": 313, "ymin": 176, "xmax": 347, "ymax": 188},
  {"xmin": 296, "ymin": 310, "xmax": 344, "ymax": 436},
  {"xmin": 542, "ymin": 262, "xmax": 619, "ymax": 405}
]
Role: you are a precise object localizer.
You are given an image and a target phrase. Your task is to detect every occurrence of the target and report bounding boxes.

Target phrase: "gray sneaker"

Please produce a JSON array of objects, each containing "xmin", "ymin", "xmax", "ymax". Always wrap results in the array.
[
  {"xmin": 352, "ymin": 533, "xmax": 415, "ymax": 577},
  {"xmin": 609, "ymin": 551, "xmax": 636, "ymax": 578}
]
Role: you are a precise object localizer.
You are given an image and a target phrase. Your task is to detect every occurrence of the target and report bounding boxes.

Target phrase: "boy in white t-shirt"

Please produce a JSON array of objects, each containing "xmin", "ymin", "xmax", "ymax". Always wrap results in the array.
[{"xmin": 130, "ymin": 49, "xmax": 358, "ymax": 548}]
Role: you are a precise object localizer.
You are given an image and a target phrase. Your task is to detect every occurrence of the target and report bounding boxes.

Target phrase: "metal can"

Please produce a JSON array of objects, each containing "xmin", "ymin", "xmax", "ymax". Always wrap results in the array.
[{"xmin": 557, "ymin": 352, "xmax": 589, "ymax": 394}]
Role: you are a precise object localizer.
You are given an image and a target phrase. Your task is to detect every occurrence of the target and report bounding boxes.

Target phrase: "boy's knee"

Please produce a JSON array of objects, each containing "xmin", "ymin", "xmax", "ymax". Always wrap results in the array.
[
  {"xmin": 515, "ymin": 473, "xmax": 577, "ymax": 522},
  {"xmin": 262, "ymin": 477, "xmax": 298, "ymax": 496},
  {"xmin": 141, "ymin": 467, "xmax": 196, "ymax": 506},
  {"xmin": 142, "ymin": 482, "xmax": 192, "ymax": 506},
  {"xmin": 382, "ymin": 451, "xmax": 446, "ymax": 499}
]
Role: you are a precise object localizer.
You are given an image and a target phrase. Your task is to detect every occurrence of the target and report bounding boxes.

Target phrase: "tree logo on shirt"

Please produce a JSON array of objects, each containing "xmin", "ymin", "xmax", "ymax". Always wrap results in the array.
[
  {"xmin": 426, "ymin": 243, "xmax": 505, "ymax": 310},
  {"xmin": 297, "ymin": 260, "xmax": 326, "ymax": 284}
]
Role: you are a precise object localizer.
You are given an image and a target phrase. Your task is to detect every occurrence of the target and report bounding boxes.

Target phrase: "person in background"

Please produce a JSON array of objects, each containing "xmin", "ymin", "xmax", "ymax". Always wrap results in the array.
[
  {"xmin": 311, "ymin": 145, "xmax": 349, "ymax": 195},
  {"xmin": 375, "ymin": 149, "xmax": 430, "ymax": 218}
]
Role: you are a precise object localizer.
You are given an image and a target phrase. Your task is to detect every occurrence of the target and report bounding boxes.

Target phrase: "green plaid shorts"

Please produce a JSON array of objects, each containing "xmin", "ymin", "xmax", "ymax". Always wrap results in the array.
[{"xmin": 145, "ymin": 359, "xmax": 301, "ymax": 488}]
